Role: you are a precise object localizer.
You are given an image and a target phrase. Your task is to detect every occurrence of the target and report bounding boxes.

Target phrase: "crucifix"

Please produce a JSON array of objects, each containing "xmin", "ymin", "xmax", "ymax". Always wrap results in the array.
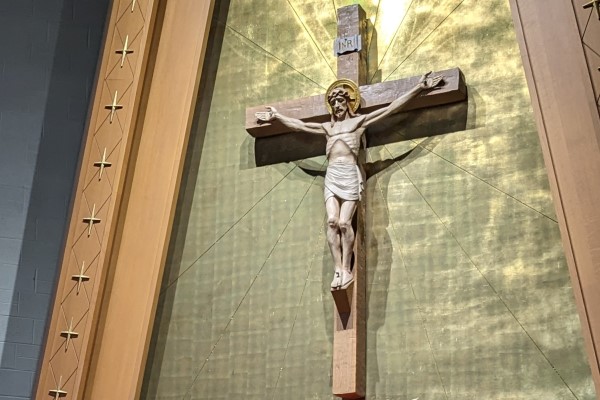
[{"xmin": 246, "ymin": 5, "xmax": 466, "ymax": 398}]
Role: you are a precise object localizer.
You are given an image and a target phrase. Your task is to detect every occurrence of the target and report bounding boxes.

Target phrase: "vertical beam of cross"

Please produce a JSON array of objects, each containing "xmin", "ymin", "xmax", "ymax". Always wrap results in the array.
[
  {"xmin": 83, "ymin": 203, "xmax": 101, "ymax": 237},
  {"xmin": 246, "ymin": 5, "xmax": 466, "ymax": 399},
  {"xmin": 60, "ymin": 317, "xmax": 79, "ymax": 351},
  {"xmin": 116, "ymin": 34, "xmax": 134, "ymax": 68},
  {"xmin": 330, "ymin": 5, "xmax": 367, "ymax": 399}
]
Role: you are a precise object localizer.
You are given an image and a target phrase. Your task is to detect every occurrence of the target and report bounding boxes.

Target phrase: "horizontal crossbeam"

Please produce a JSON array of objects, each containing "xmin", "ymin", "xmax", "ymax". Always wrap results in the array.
[{"xmin": 246, "ymin": 68, "xmax": 466, "ymax": 138}]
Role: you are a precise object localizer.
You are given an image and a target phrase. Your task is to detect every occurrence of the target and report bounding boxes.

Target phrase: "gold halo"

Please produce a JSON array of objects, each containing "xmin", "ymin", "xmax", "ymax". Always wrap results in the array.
[{"xmin": 325, "ymin": 79, "xmax": 360, "ymax": 114}]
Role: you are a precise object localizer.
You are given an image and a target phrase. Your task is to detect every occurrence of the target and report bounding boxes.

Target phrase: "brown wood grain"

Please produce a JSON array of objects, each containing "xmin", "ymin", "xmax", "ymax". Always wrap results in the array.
[
  {"xmin": 82, "ymin": 1, "xmax": 216, "ymax": 398},
  {"xmin": 510, "ymin": 0, "xmax": 600, "ymax": 395}
]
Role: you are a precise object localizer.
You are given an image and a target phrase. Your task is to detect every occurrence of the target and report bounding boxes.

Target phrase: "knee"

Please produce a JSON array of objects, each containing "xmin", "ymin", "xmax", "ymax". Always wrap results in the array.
[
  {"xmin": 327, "ymin": 217, "xmax": 339, "ymax": 230},
  {"xmin": 339, "ymin": 220, "xmax": 352, "ymax": 232}
]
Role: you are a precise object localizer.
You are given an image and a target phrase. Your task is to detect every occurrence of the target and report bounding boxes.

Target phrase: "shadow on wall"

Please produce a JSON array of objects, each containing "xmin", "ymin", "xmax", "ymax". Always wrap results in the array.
[{"xmin": 0, "ymin": 0, "xmax": 110, "ymax": 397}]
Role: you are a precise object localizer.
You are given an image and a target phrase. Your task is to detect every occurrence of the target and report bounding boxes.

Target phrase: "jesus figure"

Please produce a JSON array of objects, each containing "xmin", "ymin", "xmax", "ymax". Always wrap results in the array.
[{"xmin": 257, "ymin": 72, "xmax": 443, "ymax": 290}]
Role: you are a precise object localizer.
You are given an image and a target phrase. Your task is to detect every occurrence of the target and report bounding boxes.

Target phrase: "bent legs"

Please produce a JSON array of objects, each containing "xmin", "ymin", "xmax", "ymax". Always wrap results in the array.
[{"xmin": 326, "ymin": 196, "xmax": 357, "ymax": 288}]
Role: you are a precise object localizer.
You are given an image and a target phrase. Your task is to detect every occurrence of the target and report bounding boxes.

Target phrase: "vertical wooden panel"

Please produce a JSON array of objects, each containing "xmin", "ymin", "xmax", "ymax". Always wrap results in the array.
[
  {"xmin": 509, "ymin": 0, "xmax": 600, "ymax": 395},
  {"xmin": 34, "ymin": 0, "xmax": 160, "ymax": 398},
  {"xmin": 83, "ymin": 0, "xmax": 215, "ymax": 398}
]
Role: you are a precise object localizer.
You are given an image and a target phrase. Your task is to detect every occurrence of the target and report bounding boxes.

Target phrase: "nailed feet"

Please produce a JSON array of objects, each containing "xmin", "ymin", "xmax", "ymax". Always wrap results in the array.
[{"xmin": 331, "ymin": 269, "xmax": 354, "ymax": 290}]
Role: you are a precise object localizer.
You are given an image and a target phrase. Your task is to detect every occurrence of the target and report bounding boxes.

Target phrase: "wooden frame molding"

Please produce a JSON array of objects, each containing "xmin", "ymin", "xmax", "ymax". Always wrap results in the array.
[
  {"xmin": 510, "ymin": 0, "xmax": 600, "ymax": 395},
  {"xmin": 35, "ymin": 0, "xmax": 215, "ymax": 398},
  {"xmin": 35, "ymin": 0, "xmax": 161, "ymax": 398},
  {"xmin": 83, "ymin": 0, "xmax": 215, "ymax": 398}
]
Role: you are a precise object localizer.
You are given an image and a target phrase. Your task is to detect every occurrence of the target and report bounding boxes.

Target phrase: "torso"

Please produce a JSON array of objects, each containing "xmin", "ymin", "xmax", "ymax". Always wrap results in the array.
[{"xmin": 323, "ymin": 115, "xmax": 366, "ymax": 164}]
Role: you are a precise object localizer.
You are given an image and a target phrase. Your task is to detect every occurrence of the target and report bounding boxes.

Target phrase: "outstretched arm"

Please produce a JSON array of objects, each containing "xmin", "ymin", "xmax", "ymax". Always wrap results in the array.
[
  {"xmin": 256, "ymin": 106, "xmax": 326, "ymax": 135},
  {"xmin": 363, "ymin": 72, "xmax": 444, "ymax": 127}
]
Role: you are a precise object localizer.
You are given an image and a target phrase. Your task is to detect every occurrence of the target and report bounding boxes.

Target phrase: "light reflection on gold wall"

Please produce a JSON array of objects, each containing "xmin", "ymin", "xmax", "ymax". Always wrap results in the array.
[{"xmin": 141, "ymin": 1, "xmax": 596, "ymax": 399}]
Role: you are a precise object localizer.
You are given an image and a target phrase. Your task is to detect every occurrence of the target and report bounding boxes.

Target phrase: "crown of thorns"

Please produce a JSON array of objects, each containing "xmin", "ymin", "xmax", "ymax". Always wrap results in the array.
[
  {"xmin": 325, "ymin": 79, "xmax": 360, "ymax": 114},
  {"xmin": 327, "ymin": 88, "xmax": 351, "ymax": 102}
]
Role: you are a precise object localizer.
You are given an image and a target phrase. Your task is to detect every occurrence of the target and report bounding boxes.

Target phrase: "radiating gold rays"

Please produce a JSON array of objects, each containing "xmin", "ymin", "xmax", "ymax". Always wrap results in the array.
[{"xmin": 221, "ymin": 0, "xmax": 471, "ymax": 87}]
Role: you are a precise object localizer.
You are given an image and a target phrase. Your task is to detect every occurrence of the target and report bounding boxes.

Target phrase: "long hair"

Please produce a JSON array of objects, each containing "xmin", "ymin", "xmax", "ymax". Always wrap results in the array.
[{"xmin": 328, "ymin": 87, "xmax": 357, "ymax": 126}]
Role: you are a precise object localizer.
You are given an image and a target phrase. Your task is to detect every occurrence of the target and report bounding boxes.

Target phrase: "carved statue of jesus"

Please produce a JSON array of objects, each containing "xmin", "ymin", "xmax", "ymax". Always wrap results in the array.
[{"xmin": 257, "ymin": 72, "xmax": 443, "ymax": 290}]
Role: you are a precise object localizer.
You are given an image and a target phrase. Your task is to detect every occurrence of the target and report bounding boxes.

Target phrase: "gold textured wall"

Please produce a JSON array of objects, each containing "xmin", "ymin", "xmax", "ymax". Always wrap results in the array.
[{"xmin": 141, "ymin": 0, "xmax": 596, "ymax": 399}]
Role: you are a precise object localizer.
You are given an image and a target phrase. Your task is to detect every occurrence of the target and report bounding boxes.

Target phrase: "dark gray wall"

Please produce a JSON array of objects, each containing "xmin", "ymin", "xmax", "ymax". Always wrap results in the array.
[{"xmin": 0, "ymin": 0, "xmax": 109, "ymax": 398}]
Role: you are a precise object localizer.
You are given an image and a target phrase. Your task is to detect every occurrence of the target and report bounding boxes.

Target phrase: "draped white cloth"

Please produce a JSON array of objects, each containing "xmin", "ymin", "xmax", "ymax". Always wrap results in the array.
[{"xmin": 324, "ymin": 161, "xmax": 365, "ymax": 202}]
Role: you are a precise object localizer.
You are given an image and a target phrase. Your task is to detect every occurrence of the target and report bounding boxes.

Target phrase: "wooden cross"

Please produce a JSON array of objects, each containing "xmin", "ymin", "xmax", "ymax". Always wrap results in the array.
[
  {"xmin": 116, "ymin": 34, "xmax": 134, "ymax": 67},
  {"xmin": 71, "ymin": 261, "xmax": 90, "ymax": 294},
  {"xmin": 104, "ymin": 91, "xmax": 123, "ymax": 123},
  {"xmin": 83, "ymin": 203, "xmax": 101, "ymax": 237},
  {"xmin": 48, "ymin": 375, "xmax": 67, "ymax": 399},
  {"xmin": 246, "ymin": 5, "xmax": 466, "ymax": 399},
  {"xmin": 584, "ymin": 0, "xmax": 600, "ymax": 20},
  {"xmin": 60, "ymin": 317, "xmax": 79, "ymax": 351},
  {"xmin": 93, "ymin": 147, "xmax": 112, "ymax": 180}
]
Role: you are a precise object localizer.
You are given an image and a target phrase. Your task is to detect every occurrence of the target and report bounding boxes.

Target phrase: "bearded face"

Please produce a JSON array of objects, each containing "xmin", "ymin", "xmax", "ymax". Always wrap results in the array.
[{"xmin": 330, "ymin": 95, "xmax": 348, "ymax": 120}]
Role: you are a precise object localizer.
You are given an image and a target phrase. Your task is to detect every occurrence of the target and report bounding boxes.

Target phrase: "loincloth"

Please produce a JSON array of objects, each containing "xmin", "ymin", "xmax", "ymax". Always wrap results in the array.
[{"xmin": 324, "ymin": 162, "xmax": 364, "ymax": 202}]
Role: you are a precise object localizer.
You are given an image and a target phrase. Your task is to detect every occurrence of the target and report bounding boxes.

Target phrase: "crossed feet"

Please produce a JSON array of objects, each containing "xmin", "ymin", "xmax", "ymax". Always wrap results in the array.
[{"xmin": 331, "ymin": 268, "xmax": 354, "ymax": 290}]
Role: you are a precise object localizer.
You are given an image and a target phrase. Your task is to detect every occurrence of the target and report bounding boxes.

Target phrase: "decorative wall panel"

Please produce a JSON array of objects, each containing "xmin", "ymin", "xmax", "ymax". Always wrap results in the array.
[{"xmin": 35, "ymin": 0, "xmax": 158, "ymax": 398}]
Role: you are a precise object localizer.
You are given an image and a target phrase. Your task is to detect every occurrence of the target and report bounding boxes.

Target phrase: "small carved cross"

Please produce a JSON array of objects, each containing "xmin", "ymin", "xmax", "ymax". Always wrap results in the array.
[
  {"xmin": 48, "ymin": 375, "xmax": 68, "ymax": 399},
  {"xmin": 104, "ymin": 91, "xmax": 123, "ymax": 123},
  {"xmin": 93, "ymin": 148, "xmax": 112, "ymax": 180},
  {"xmin": 584, "ymin": 0, "xmax": 600, "ymax": 20},
  {"xmin": 60, "ymin": 317, "xmax": 79, "ymax": 351},
  {"xmin": 71, "ymin": 261, "xmax": 90, "ymax": 294},
  {"xmin": 116, "ymin": 34, "xmax": 134, "ymax": 68},
  {"xmin": 83, "ymin": 203, "xmax": 101, "ymax": 237}
]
